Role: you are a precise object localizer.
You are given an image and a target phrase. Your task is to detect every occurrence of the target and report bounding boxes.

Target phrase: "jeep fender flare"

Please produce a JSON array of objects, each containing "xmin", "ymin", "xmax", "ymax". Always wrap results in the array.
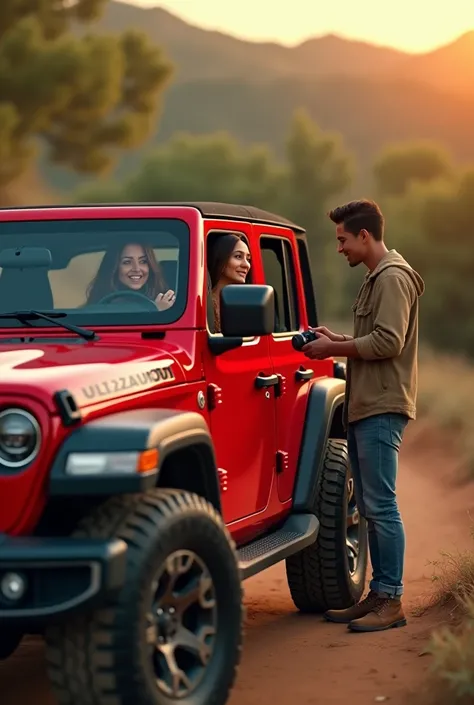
[
  {"xmin": 292, "ymin": 377, "xmax": 346, "ymax": 513},
  {"xmin": 49, "ymin": 409, "xmax": 221, "ymax": 512}
]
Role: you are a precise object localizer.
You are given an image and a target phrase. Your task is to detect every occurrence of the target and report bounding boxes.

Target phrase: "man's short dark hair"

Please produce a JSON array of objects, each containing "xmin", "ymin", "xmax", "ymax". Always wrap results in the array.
[{"xmin": 328, "ymin": 199, "xmax": 385, "ymax": 241}]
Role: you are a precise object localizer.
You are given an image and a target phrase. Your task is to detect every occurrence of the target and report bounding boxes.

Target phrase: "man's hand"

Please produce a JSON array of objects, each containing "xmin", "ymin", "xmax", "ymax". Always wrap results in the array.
[
  {"xmin": 302, "ymin": 331, "xmax": 334, "ymax": 359},
  {"xmin": 310, "ymin": 326, "xmax": 344, "ymax": 342}
]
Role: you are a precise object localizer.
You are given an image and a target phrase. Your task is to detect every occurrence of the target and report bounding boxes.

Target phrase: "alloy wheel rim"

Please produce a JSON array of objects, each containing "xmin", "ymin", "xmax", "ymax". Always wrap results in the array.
[
  {"xmin": 346, "ymin": 476, "xmax": 361, "ymax": 575},
  {"xmin": 146, "ymin": 549, "xmax": 218, "ymax": 698}
]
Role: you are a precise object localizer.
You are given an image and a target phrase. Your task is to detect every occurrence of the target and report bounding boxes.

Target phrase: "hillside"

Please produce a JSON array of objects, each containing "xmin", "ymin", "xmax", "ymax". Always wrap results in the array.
[
  {"xmin": 87, "ymin": 1, "xmax": 408, "ymax": 83},
  {"xmin": 41, "ymin": 1, "xmax": 474, "ymax": 195},
  {"xmin": 395, "ymin": 31, "xmax": 474, "ymax": 94},
  {"xmin": 91, "ymin": 2, "xmax": 474, "ymax": 94}
]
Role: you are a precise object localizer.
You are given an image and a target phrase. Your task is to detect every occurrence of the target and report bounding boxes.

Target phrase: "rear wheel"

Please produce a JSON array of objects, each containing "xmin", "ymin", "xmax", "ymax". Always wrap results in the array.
[
  {"xmin": 44, "ymin": 489, "xmax": 243, "ymax": 705},
  {"xmin": 286, "ymin": 439, "xmax": 368, "ymax": 612}
]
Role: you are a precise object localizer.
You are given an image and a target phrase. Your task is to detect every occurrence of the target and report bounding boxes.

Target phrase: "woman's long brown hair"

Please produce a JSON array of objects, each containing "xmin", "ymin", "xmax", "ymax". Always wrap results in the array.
[{"xmin": 85, "ymin": 243, "xmax": 167, "ymax": 304}]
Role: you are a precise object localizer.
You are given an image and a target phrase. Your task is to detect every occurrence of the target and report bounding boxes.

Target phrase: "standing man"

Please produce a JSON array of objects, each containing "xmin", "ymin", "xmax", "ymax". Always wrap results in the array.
[{"xmin": 302, "ymin": 199, "xmax": 424, "ymax": 633}]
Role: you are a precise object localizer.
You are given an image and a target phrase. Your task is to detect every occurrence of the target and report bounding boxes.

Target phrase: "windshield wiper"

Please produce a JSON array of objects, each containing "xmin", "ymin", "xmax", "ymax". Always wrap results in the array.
[{"xmin": 0, "ymin": 310, "xmax": 96, "ymax": 341}]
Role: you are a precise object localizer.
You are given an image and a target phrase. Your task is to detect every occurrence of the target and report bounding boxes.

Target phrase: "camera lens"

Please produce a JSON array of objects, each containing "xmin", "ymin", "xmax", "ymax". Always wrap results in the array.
[{"xmin": 291, "ymin": 333, "xmax": 307, "ymax": 351}]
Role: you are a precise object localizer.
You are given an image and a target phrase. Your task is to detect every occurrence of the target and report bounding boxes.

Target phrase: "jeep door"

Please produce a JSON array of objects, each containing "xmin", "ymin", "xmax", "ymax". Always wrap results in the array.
[
  {"xmin": 255, "ymin": 226, "xmax": 330, "ymax": 503},
  {"xmin": 203, "ymin": 222, "xmax": 277, "ymax": 525}
]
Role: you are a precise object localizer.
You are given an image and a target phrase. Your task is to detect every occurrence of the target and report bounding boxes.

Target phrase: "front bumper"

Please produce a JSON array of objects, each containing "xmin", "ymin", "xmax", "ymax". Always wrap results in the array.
[{"xmin": 0, "ymin": 534, "xmax": 127, "ymax": 626}]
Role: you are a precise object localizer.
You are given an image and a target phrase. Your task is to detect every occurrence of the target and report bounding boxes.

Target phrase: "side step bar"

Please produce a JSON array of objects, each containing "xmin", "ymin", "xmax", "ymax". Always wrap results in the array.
[{"xmin": 238, "ymin": 513, "xmax": 319, "ymax": 580}]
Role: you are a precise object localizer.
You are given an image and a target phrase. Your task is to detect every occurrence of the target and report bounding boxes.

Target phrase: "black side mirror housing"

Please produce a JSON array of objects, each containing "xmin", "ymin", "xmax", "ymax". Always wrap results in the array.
[{"xmin": 220, "ymin": 284, "xmax": 275, "ymax": 337}]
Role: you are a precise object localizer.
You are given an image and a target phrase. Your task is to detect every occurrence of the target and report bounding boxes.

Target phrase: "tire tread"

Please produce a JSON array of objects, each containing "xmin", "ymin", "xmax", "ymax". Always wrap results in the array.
[
  {"xmin": 44, "ymin": 489, "xmax": 243, "ymax": 705},
  {"xmin": 286, "ymin": 439, "xmax": 367, "ymax": 613}
]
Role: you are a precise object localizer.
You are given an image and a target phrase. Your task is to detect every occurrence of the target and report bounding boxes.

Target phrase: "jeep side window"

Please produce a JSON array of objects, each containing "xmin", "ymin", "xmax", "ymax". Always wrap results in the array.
[
  {"xmin": 206, "ymin": 230, "xmax": 252, "ymax": 336},
  {"xmin": 296, "ymin": 237, "xmax": 318, "ymax": 327},
  {"xmin": 260, "ymin": 236, "xmax": 299, "ymax": 334}
]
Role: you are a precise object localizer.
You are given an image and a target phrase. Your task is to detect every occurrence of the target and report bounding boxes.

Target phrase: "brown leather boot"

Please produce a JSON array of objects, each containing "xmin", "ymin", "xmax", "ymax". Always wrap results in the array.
[
  {"xmin": 324, "ymin": 591, "xmax": 380, "ymax": 624},
  {"xmin": 348, "ymin": 596, "xmax": 407, "ymax": 632}
]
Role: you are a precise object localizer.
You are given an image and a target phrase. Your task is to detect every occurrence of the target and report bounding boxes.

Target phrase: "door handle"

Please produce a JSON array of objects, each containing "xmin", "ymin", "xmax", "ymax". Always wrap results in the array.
[
  {"xmin": 295, "ymin": 367, "xmax": 314, "ymax": 382},
  {"xmin": 255, "ymin": 373, "xmax": 279, "ymax": 389}
]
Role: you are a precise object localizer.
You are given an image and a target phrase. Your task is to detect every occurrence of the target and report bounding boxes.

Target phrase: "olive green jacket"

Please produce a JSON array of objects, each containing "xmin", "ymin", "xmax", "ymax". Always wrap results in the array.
[{"xmin": 344, "ymin": 250, "xmax": 425, "ymax": 427}]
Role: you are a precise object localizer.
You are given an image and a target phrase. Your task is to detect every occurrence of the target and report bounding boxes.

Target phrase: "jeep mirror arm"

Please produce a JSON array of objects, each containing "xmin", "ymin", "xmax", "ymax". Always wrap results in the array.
[{"xmin": 207, "ymin": 335, "xmax": 244, "ymax": 356}]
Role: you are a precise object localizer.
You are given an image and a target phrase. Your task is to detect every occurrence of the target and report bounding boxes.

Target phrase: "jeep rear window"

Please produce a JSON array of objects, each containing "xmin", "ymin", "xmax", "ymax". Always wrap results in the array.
[{"xmin": 0, "ymin": 218, "xmax": 190, "ymax": 327}]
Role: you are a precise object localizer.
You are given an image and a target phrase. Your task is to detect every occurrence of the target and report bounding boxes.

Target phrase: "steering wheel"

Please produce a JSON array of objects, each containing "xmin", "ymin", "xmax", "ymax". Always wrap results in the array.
[{"xmin": 97, "ymin": 290, "xmax": 158, "ymax": 311}]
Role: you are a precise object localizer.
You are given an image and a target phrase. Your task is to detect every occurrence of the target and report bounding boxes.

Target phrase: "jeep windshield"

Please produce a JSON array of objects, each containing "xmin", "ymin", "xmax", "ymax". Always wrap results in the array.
[{"xmin": 0, "ymin": 218, "xmax": 190, "ymax": 329}]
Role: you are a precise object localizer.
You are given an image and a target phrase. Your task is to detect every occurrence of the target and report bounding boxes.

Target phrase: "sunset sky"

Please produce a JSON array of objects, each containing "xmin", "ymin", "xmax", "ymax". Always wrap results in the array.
[{"xmin": 128, "ymin": 0, "xmax": 474, "ymax": 53}]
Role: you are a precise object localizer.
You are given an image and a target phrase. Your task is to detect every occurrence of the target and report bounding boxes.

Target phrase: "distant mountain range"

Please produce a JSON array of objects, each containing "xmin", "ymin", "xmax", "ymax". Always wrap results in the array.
[
  {"xmin": 43, "ymin": 1, "xmax": 474, "ymax": 194},
  {"xmin": 92, "ymin": 2, "xmax": 474, "ymax": 93}
]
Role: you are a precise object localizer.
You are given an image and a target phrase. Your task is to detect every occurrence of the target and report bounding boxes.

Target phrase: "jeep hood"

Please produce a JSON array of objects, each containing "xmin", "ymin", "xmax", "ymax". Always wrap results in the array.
[{"xmin": 0, "ymin": 338, "xmax": 192, "ymax": 413}]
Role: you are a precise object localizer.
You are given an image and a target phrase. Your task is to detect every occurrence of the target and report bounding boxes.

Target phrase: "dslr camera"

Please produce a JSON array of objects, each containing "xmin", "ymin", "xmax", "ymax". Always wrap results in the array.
[{"xmin": 291, "ymin": 329, "xmax": 317, "ymax": 351}]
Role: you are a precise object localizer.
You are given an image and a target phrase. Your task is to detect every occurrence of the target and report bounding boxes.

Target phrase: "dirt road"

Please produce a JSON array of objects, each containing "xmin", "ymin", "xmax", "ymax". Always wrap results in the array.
[{"xmin": 2, "ymin": 429, "xmax": 474, "ymax": 705}]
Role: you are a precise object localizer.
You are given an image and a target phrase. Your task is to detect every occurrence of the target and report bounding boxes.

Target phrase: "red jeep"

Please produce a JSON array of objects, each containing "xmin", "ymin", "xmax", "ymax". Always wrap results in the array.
[{"xmin": 0, "ymin": 202, "xmax": 367, "ymax": 705}]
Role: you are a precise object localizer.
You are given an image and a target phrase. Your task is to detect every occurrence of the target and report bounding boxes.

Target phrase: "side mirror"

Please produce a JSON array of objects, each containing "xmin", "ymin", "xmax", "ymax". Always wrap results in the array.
[{"xmin": 220, "ymin": 284, "xmax": 275, "ymax": 337}]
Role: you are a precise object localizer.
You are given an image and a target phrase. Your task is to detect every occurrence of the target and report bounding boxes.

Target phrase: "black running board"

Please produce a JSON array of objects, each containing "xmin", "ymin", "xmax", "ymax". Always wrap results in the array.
[{"xmin": 238, "ymin": 513, "xmax": 319, "ymax": 580}]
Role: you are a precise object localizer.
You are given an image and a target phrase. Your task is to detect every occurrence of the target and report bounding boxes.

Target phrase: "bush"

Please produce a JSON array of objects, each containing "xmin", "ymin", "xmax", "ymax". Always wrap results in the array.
[
  {"xmin": 427, "ymin": 532, "xmax": 474, "ymax": 702},
  {"xmin": 429, "ymin": 596, "xmax": 474, "ymax": 701}
]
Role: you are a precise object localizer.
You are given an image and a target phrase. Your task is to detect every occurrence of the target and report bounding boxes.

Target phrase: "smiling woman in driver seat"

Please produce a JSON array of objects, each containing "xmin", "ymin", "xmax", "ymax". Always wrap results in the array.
[{"xmin": 85, "ymin": 243, "xmax": 176, "ymax": 310}]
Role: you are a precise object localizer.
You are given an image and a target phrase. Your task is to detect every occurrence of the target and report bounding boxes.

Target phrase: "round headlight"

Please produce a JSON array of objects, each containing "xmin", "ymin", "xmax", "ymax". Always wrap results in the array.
[{"xmin": 0, "ymin": 409, "xmax": 40, "ymax": 468}]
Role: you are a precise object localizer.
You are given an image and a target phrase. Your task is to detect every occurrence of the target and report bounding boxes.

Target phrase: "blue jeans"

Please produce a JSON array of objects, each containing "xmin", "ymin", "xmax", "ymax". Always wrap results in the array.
[{"xmin": 347, "ymin": 412, "xmax": 409, "ymax": 598}]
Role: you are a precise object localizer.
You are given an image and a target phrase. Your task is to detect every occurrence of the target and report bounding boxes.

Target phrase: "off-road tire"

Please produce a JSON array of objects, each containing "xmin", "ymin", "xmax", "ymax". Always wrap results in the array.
[
  {"xmin": 44, "ymin": 488, "xmax": 243, "ymax": 705},
  {"xmin": 286, "ymin": 439, "xmax": 368, "ymax": 613},
  {"xmin": 0, "ymin": 628, "xmax": 23, "ymax": 660}
]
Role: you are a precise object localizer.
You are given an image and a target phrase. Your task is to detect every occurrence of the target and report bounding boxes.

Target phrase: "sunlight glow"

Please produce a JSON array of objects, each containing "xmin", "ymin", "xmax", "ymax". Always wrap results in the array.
[{"xmin": 128, "ymin": 0, "xmax": 474, "ymax": 53}]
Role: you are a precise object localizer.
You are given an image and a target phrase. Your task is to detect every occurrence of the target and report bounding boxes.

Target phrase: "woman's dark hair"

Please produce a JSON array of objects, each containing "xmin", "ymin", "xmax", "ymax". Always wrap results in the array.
[
  {"xmin": 207, "ymin": 233, "xmax": 250, "ymax": 288},
  {"xmin": 85, "ymin": 242, "xmax": 167, "ymax": 304}
]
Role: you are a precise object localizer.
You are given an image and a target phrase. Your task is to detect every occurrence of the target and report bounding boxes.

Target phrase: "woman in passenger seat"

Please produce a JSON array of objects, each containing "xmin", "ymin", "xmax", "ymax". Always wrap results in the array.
[
  {"xmin": 85, "ymin": 243, "xmax": 176, "ymax": 310},
  {"xmin": 207, "ymin": 233, "xmax": 251, "ymax": 333}
]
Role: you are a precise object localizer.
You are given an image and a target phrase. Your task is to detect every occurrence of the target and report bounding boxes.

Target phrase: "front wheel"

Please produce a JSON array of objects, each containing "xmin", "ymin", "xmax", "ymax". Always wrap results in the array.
[
  {"xmin": 44, "ymin": 489, "xmax": 243, "ymax": 705},
  {"xmin": 286, "ymin": 439, "xmax": 368, "ymax": 612}
]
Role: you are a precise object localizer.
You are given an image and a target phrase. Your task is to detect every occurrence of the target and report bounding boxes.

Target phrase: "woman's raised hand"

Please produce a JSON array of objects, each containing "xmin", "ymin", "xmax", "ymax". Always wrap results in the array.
[{"xmin": 155, "ymin": 289, "xmax": 176, "ymax": 310}]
